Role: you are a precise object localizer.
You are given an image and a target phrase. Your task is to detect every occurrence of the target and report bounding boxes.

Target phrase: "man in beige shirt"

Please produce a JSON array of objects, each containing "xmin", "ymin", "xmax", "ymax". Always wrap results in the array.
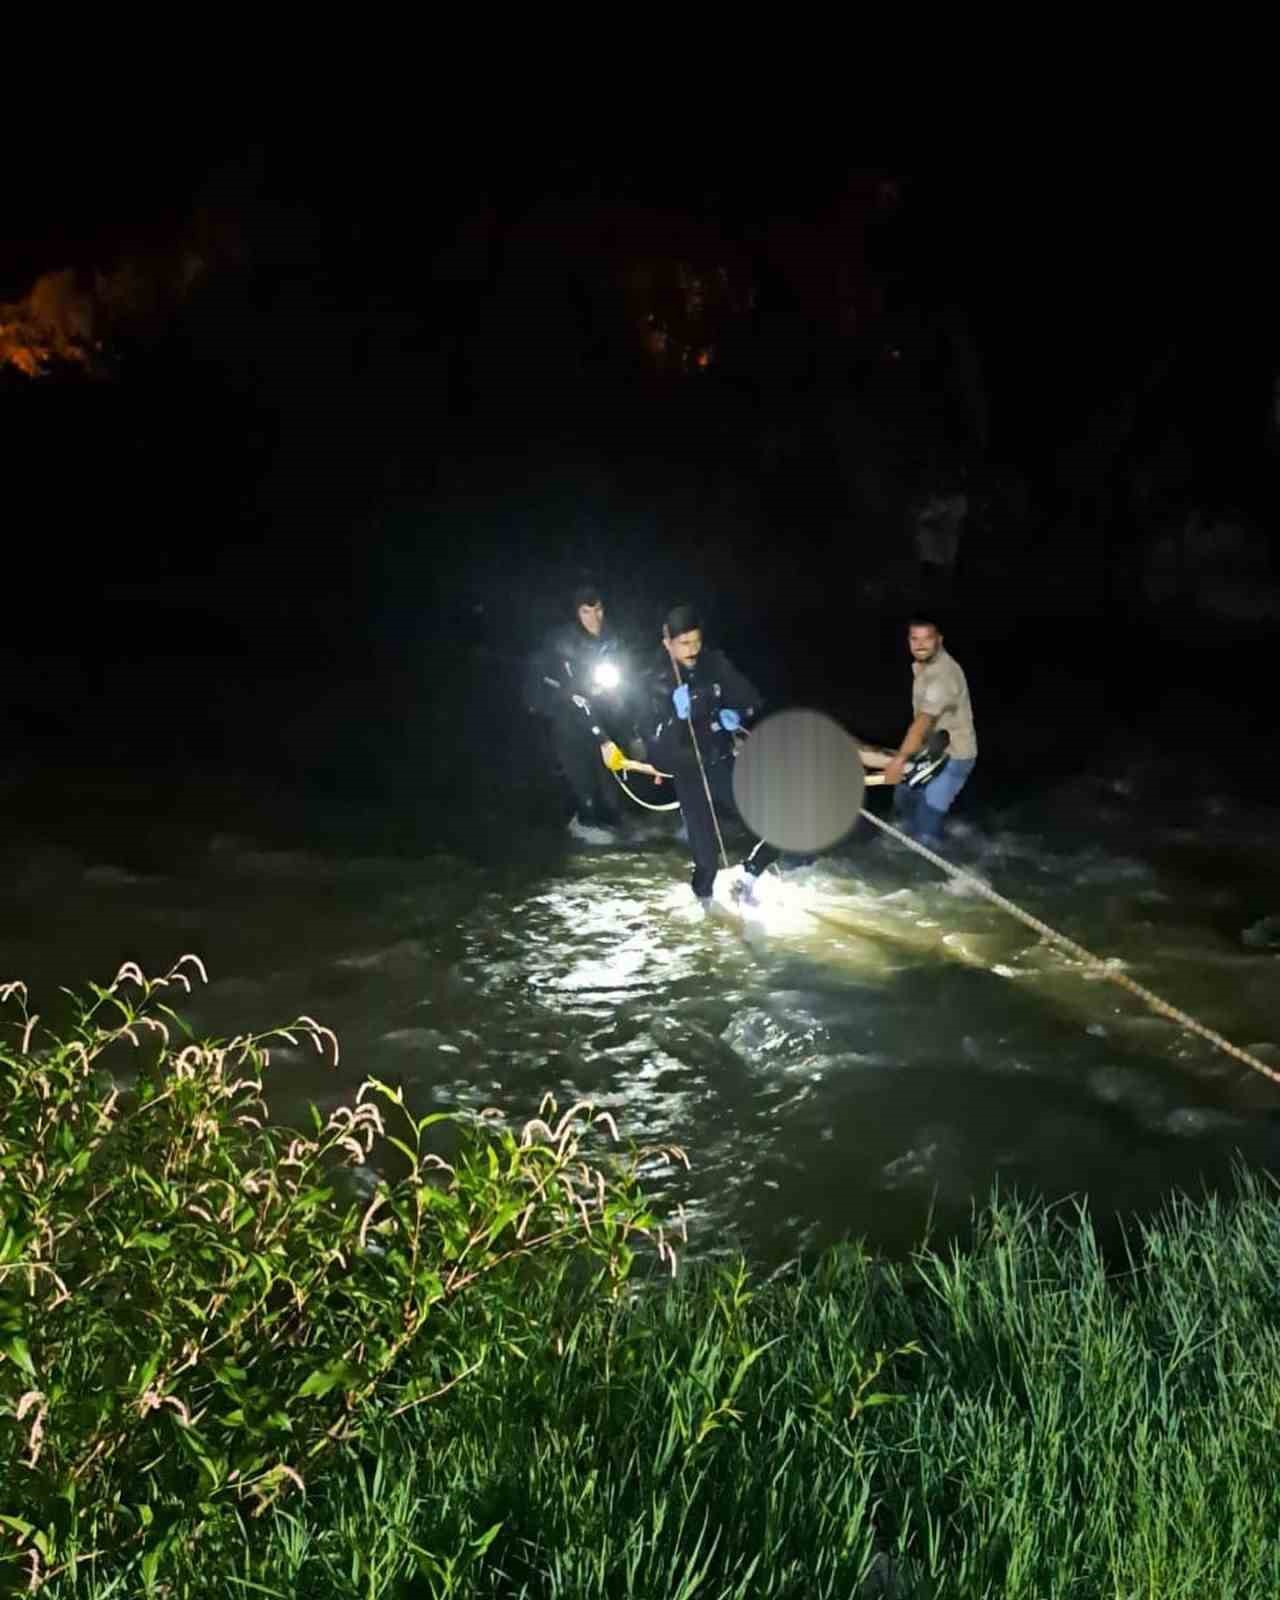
[{"xmin": 861, "ymin": 618, "xmax": 977, "ymax": 844}]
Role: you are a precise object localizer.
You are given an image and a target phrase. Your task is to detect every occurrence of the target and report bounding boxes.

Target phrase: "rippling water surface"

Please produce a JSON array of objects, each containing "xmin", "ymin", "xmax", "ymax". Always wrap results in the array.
[{"xmin": 5, "ymin": 754, "xmax": 1280, "ymax": 1263}]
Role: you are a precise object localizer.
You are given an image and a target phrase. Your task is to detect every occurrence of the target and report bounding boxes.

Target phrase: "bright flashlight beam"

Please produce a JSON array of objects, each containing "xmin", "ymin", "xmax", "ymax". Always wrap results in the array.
[{"xmin": 593, "ymin": 663, "xmax": 622, "ymax": 692}]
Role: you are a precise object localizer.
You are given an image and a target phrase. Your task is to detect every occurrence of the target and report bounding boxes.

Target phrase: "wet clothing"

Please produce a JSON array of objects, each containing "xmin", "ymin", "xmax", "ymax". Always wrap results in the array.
[
  {"xmin": 527, "ymin": 623, "xmax": 636, "ymax": 825},
  {"xmin": 648, "ymin": 648, "xmax": 779, "ymax": 899},
  {"xmin": 911, "ymin": 647, "xmax": 977, "ymax": 760},
  {"xmin": 546, "ymin": 711, "xmax": 618, "ymax": 825},
  {"xmin": 893, "ymin": 755, "xmax": 976, "ymax": 844},
  {"xmin": 680, "ymin": 758, "xmax": 777, "ymax": 898},
  {"xmin": 896, "ymin": 646, "xmax": 977, "ymax": 842}
]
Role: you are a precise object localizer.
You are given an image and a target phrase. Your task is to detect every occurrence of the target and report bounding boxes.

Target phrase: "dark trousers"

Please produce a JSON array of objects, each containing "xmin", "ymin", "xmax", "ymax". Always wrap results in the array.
[
  {"xmin": 548, "ymin": 711, "xmax": 619, "ymax": 824},
  {"xmin": 675, "ymin": 756, "xmax": 779, "ymax": 899}
]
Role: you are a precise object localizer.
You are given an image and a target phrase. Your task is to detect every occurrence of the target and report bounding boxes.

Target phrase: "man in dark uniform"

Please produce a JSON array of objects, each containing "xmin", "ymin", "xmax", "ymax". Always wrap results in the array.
[
  {"xmin": 648, "ymin": 603, "xmax": 779, "ymax": 907},
  {"xmin": 527, "ymin": 585, "xmax": 638, "ymax": 844}
]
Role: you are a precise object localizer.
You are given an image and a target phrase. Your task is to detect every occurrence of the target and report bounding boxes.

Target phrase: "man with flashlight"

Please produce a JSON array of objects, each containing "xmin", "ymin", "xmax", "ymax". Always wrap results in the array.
[{"xmin": 527, "ymin": 585, "xmax": 639, "ymax": 844}]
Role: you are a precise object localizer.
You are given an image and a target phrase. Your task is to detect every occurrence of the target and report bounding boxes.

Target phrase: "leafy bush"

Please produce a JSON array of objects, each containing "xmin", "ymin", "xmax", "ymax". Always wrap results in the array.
[{"xmin": 0, "ymin": 960, "xmax": 674, "ymax": 1591}]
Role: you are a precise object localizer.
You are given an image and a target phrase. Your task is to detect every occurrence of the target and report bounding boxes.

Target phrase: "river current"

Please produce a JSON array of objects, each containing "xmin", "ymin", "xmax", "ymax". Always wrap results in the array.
[{"xmin": 5, "ymin": 723, "xmax": 1278, "ymax": 1266}]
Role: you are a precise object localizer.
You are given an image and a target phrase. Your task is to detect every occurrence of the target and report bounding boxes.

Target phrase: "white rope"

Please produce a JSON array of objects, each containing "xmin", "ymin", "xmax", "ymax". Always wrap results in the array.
[
  {"xmin": 611, "ymin": 768, "xmax": 681, "ymax": 812},
  {"xmin": 854, "ymin": 805, "xmax": 1280, "ymax": 1087},
  {"xmin": 670, "ymin": 656, "xmax": 729, "ymax": 870}
]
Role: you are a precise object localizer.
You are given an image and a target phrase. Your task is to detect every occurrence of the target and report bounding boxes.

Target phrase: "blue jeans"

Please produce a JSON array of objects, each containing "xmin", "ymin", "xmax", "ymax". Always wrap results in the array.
[{"xmin": 892, "ymin": 757, "xmax": 976, "ymax": 844}]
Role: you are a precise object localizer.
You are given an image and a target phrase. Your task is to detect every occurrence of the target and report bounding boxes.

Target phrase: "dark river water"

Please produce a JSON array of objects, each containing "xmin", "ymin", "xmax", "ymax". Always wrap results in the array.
[{"xmin": 5, "ymin": 638, "xmax": 1280, "ymax": 1265}]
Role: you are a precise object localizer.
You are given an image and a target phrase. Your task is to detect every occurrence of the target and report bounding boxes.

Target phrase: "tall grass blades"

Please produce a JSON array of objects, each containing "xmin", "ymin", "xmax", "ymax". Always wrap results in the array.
[
  {"xmin": 0, "ymin": 961, "xmax": 672, "ymax": 1592},
  {"xmin": 368, "ymin": 1185, "xmax": 1280, "ymax": 1598}
]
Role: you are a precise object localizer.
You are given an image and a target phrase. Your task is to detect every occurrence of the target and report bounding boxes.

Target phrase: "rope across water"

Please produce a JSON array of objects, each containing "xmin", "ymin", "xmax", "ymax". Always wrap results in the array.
[{"xmin": 854, "ymin": 806, "xmax": 1280, "ymax": 1088}]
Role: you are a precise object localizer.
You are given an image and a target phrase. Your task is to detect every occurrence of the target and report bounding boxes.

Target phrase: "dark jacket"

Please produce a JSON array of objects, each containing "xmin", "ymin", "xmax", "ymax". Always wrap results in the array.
[
  {"xmin": 648, "ymin": 647, "xmax": 763, "ymax": 777},
  {"xmin": 525, "ymin": 623, "xmax": 636, "ymax": 743}
]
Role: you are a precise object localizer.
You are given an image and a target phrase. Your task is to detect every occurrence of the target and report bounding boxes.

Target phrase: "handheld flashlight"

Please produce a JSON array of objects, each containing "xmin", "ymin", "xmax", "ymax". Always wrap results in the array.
[{"xmin": 592, "ymin": 662, "xmax": 622, "ymax": 693}]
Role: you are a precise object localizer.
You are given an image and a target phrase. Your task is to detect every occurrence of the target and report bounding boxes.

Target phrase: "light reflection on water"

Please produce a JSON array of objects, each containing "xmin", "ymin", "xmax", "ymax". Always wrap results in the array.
[{"xmin": 4, "ymin": 784, "xmax": 1280, "ymax": 1264}]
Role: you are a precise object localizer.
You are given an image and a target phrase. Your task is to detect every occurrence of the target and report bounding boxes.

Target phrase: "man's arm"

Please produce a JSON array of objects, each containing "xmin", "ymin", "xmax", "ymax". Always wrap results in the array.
[
  {"xmin": 716, "ymin": 654, "xmax": 763, "ymax": 721},
  {"xmin": 529, "ymin": 628, "xmax": 580, "ymax": 717},
  {"xmin": 569, "ymin": 690, "xmax": 632, "ymax": 765},
  {"xmin": 883, "ymin": 712, "xmax": 936, "ymax": 784}
]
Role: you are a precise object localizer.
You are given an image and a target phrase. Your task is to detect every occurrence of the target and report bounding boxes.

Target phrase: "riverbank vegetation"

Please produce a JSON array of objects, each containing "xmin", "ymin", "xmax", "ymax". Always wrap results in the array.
[{"xmin": 4, "ymin": 965, "xmax": 1280, "ymax": 1597}]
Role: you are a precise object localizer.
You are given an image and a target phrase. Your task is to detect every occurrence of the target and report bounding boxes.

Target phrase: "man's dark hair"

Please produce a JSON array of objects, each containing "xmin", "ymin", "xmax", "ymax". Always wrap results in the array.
[
  {"xmin": 907, "ymin": 615, "xmax": 941, "ymax": 632},
  {"xmin": 663, "ymin": 602, "xmax": 702, "ymax": 639},
  {"xmin": 573, "ymin": 584, "xmax": 602, "ymax": 612}
]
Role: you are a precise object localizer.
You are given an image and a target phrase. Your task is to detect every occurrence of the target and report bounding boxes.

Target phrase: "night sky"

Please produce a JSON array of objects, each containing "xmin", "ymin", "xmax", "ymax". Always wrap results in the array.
[{"xmin": 4, "ymin": 143, "xmax": 1278, "ymax": 784}]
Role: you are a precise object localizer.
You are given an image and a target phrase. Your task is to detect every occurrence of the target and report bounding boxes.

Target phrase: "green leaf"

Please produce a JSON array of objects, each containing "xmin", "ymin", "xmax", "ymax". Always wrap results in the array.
[
  {"xmin": 414, "ymin": 1269, "xmax": 444, "ymax": 1303},
  {"xmin": 363, "ymin": 1077, "xmax": 404, "ymax": 1107},
  {"xmin": 134, "ymin": 1352, "xmax": 163, "ymax": 1393},
  {"xmin": 174, "ymin": 1427, "xmax": 226, "ymax": 1491},
  {"xmin": 1, "ymin": 1334, "xmax": 36, "ymax": 1377},
  {"xmin": 155, "ymin": 1003, "xmax": 195, "ymax": 1040},
  {"xmin": 294, "ymin": 1359, "xmax": 361, "ymax": 1400},
  {"xmin": 127, "ymin": 1231, "xmax": 172, "ymax": 1253},
  {"xmin": 483, "ymin": 1201, "xmax": 524, "ymax": 1244},
  {"xmin": 472, "ymin": 1522, "xmax": 503, "ymax": 1555},
  {"xmin": 726, "ymin": 1336, "xmax": 784, "ymax": 1400}
]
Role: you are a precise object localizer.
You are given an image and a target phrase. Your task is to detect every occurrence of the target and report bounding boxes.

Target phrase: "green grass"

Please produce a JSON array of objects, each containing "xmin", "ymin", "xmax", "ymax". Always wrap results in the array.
[
  {"xmin": 382, "ymin": 1185, "xmax": 1280, "ymax": 1599},
  {"xmin": 8, "ymin": 970, "xmax": 1280, "ymax": 1596},
  {"xmin": 31, "ymin": 1182, "xmax": 1280, "ymax": 1599}
]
